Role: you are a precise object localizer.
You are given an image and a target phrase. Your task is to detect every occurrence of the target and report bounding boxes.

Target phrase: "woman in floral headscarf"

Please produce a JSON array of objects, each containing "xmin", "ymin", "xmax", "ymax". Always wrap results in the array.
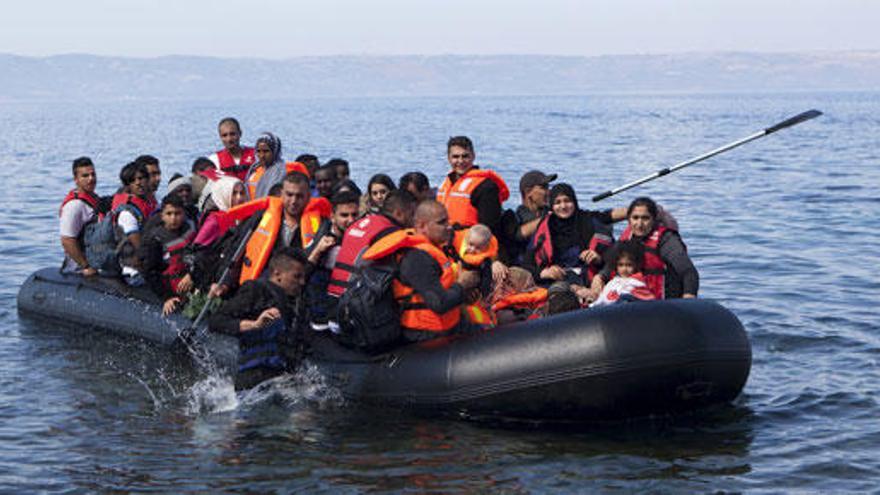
[{"xmin": 244, "ymin": 132, "xmax": 287, "ymax": 199}]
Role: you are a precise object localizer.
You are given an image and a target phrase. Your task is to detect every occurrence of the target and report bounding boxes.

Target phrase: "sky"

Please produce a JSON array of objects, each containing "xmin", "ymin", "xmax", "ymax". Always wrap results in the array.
[{"xmin": 1, "ymin": 0, "xmax": 878, "ymax": 58}]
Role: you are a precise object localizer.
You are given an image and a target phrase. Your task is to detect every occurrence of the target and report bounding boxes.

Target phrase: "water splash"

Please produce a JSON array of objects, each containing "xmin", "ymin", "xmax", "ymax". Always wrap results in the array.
[
  {"xmin": 185, "ymin": 373, "xmax": 238, "ymax": 415},
  {"xmin": 185, "ymin": 363, "xmax": 344, "ymax": 416}
]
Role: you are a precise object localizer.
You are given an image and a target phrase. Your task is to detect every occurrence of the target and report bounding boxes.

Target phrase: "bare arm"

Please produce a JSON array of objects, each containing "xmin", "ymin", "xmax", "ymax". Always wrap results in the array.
[
  {"xmin": 517, "ymin": 216, "xmax": 542, "ymax": 239},
  {"xmin": 610, "ymin": 207, "xmax": 628, "ymax": 222},
  {"xmin": 60, "ymin": 236, "xmax": 89, "ymax": 269}
]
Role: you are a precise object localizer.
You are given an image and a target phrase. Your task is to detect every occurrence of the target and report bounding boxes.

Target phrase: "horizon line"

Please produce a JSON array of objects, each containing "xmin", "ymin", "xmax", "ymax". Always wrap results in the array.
[{"xmin": 2, "ymin": 48, "xmax": 879, "ymax": 62}]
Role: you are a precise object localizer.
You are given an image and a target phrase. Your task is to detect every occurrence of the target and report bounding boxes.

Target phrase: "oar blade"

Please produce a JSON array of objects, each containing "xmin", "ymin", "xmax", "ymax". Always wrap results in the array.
[{"xmin": 765, "ymin": 109, "xmax": 823, "ymax": 134}]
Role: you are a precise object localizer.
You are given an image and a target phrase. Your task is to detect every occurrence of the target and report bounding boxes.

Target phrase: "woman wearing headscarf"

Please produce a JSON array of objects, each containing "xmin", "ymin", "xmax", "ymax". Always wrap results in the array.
[
  {"xmin": 193, "ymin": 176, "xmax": 247, "ymax": 247},
  {"xmin": 522, "ymin": 183, "xmax": 619, "ymax": 289},
  {"xmin": 244, "ymin": 132, "xmax": 287, "ymax": 199}
]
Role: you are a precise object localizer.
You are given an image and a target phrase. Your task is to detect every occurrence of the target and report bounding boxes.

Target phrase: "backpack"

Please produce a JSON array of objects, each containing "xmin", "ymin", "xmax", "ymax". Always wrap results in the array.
[
  {"xmin": 335, "ymin": 261, "xmax": 401, "ymax": 352},
  {"xmin": 83, "ymin": 202, "xmax": 142, "ymax": 275}
]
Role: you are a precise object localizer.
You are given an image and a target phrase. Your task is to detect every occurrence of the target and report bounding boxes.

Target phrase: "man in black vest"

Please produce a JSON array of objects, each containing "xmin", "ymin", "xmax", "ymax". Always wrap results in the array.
[{"xmin": 209, "ymin": 247, "xmax": 309, "ymax": 390}]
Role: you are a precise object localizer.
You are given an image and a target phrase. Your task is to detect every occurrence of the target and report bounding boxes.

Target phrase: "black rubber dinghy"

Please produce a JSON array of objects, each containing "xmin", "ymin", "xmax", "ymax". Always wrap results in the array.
[{"xmin": 18, "ymin": 267, "xmax": 751, "ymax": 420}]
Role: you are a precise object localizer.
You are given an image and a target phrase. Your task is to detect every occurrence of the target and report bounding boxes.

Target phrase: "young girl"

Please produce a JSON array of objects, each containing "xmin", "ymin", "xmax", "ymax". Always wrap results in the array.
[{"xmin": 590, "ymin": 241, "xmax": 656, "ymax": 307}]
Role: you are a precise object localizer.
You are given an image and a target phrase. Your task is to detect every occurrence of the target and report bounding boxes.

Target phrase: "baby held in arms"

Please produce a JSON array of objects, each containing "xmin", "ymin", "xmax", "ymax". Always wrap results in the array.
[
  {"xmin": 464, "ymin": 224, "xmax": 492, "ymax": 256},
  {"xmin": 590, "ymin": 241, "xmax": 656, "ymax": 307}
]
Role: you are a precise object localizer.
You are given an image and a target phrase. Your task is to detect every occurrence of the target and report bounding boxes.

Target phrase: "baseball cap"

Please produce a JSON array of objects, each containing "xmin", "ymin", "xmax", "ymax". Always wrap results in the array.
[{"xmin": 519, "ymin": 170, "xmax": 558, "ymax": 196}]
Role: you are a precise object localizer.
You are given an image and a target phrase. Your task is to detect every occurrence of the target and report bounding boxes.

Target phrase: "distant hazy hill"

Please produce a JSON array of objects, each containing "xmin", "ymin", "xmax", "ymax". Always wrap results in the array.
[{"xmin": 1, "ymin": 52, "xmax": 878, "ymax": 101}]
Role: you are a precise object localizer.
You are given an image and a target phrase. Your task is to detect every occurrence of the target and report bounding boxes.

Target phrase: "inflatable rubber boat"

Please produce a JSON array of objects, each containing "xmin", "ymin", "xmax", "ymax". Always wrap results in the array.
[{"xmin": 18, "ymin": 267, "xmax": 751, "ymax": 420}]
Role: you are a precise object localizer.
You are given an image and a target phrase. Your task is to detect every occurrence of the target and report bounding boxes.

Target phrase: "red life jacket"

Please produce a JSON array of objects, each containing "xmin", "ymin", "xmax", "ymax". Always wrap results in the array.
[
  {"xmin": 436, "ymin": 168, "xmax": 509, "ymax": 228},
  {"xmin": 197, "ymin": 168, "xmax": 226, "ymax": 182},
  {"xmin": 619, "ymin": 225, "xmax": 671, "ymax": 299},
  {"xmin": 145, "ymin": 195, "xmax": 159, "ymax": 217},
  {"xmin": 159, "ymin": 224, "xmax": 196, "ymax": 294},
  {"xmin": 59, "ymin": 189, "xmax": 101, "ymax": 217},
  {"xmin": 530, "ymin": 215, "xmax": 613, "ymax": 281},
  {"xmin": 110, "ymin": 193, "xmax": 155, "ymax": 224},
  {"xmin": 327, "ymin": 214, "xmax": 398, "ymax": 297},
  {"xmin": 216, "ymin": 147, "xmax": 256, "ymax": 181}
]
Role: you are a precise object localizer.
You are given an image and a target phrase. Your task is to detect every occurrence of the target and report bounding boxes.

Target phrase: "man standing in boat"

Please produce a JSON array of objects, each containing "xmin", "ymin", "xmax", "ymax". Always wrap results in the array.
[
  {"xmin": 136, "ymin": 155, "xmax": 162, "ymax": 216},
  {"xmin": 436, "ymin": 136, "xmax": 509, "ymax": 239},
  {"xmin": 59, "ymin": 157, "xmax": 102, "ymax": 276},
  {"xmin": 209, "ymin": 117, "xmax": 255, "ymax": 181},
  {"xmin": 437, "ymin": 136, "xmax": 512, "ymax": 280}
]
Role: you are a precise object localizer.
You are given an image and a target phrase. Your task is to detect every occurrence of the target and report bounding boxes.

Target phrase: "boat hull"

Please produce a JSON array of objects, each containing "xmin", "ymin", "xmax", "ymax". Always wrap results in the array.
[{"xmin": 18, "ymin": 268, "xmax": 751, "ymax": 420}]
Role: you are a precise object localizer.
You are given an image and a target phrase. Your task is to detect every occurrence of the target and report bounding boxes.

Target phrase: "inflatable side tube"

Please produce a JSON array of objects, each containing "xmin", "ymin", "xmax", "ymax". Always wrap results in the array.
[
  {"xmin": 17, "ymin": 268, "xmax": 238, "ymax": 365},
  {"xmin": 313, "ymin": 299, "xmax": 751, "ymax": 420}
]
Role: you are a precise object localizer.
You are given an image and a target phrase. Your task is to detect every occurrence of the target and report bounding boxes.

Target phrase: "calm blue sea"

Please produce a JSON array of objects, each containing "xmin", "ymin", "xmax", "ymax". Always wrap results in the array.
[{"xmin": 1, "ymin": 92, "xmax": 878, "ymax": 492}]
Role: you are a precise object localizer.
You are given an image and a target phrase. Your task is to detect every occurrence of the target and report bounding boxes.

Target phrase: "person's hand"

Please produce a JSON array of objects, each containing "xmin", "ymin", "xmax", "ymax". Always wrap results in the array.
[
  {"xmin": 309, "ymin": 235, "xmax": 336, "ymax": 263},
  {"xmin": 162, "ymin": 297, "xmax": 181, "ymax": 316},
  {"xmin": 540, "ymin": 265, "xmax": 565, "ymax": 281},
  {"xmin": 457, "ymin": 269, "xmax": 480, "ymax": 290},
  {"xmin": 573, "ymin": 285, "xmax": 594, "ymax": 306},
  {"xmin": 246, "ymin": 307, "xmax": 281, "ymax": 331},
  {"xmin": 579, "ymin": 249, "xmax": 600, "ymax": 265},
  {"xmin": 208, "ymin": 283, "xmax": 229, "ymax": 299},
  {"xmin": 491, "ymin": 261, "xmax": 509, "ymax": 285},
  {"xmin": 682, "ymin": 293, "xmax": 696, "ymax": 299},
  {"xmin": 81, "ymin": 266, "xmax": 98, "ymax": 277},
  {"xmin": 176, "ymin": 273, "xmax": 194, "ymax": 294}
]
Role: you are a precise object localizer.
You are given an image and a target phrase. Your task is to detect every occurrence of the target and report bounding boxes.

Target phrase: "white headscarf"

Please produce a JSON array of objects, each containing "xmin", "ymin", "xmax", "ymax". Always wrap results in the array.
[{"xmin": 200, "ymin": 176, "xmax": 243, "ymax": 213}]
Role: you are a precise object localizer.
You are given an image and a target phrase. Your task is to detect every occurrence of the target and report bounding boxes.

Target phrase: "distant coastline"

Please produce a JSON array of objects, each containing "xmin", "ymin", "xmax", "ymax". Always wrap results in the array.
[{"xmin": 1, "ymin": 51, "xmax": 878, "ymax": 102}]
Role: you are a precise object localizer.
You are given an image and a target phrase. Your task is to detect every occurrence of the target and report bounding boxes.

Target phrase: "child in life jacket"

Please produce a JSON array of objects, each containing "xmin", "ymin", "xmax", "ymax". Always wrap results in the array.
[
  {"xmin": 453, "ymin": 224, "xmax": 503, "ymax": 328},
  {"xmin": 590, "ymin": 241, "xmax": 656, "ymax": 307},
  {"xmin": 454, "ymin": 223, "xmax": 496, "ymax": 282},
  {"xmin": 140, "ymin": 195, "xmax": 196, "ymax": 316}
]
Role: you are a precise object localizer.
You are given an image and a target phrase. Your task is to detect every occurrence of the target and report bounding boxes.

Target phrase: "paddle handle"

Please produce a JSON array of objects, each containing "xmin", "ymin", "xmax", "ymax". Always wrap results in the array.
[
  {"xmin": 179, "ymin": 223, "xmax": 256, "ymax": 343},
  {"xmin": 591, "ymin": 109, "xmax": 822, "ymax": 202}
]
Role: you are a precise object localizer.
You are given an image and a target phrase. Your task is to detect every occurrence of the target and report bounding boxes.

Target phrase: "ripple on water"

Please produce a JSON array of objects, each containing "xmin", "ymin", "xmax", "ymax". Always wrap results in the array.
[{"xmin": 2, "ymin": 92, "xmax": 880, "ymax": 491}]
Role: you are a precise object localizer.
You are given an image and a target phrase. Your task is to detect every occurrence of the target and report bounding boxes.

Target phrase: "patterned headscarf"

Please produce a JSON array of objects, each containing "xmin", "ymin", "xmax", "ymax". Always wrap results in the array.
[{"xmin": 255, "ymin": 132, "xmax": 283, "ymax": 166}]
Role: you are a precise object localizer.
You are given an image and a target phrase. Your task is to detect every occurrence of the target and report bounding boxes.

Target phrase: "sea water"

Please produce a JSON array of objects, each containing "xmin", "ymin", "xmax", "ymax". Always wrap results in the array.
[{"xmin": 1, "ymin": 92, "xmax": 878, "ymax": 492}]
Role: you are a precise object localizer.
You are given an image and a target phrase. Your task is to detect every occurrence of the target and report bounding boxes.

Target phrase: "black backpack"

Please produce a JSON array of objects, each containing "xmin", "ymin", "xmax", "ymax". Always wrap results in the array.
[{"xmin": 336, "ymin": 261, "xmax": 401, "ymax": 352}]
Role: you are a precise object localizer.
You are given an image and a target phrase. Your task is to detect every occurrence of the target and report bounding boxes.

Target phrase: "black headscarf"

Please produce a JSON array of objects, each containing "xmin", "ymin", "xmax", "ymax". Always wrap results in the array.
[{"xmin": 548, "ymin": 183, "xmax": 593, "ymax": 255}]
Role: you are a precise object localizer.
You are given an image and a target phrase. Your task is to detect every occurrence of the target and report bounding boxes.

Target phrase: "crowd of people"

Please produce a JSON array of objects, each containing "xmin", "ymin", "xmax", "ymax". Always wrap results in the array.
[{"xmin": 58, "ymin": 117, "xmax": 699, "ymax": 389}]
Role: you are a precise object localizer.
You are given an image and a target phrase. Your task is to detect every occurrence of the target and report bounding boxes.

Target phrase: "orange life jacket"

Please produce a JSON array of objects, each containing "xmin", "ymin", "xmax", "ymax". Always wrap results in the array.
[
  {"xmin": 463, "ymin": 302, "xmax": 496, "ymax": 328},
  {"xmin": 363, "ymin": 229, "xmax": 461, "ymax": 332},
  {"xmin": 491, "ymin": 287, "xmax": 549, "ymax": 312},
  {"xmin": 436, "ymin": 168, "xmax": 510, "ymax": 228},
  {"xmin": 451, "ymin": 227, "xmax": 499, "ymax": 270},
  {"xmin": 236, "ymin": 196, "xmax": 331, "ymax": 284},
  {"xmin": 245, "ymin": 161, "xmax": 310, "ymax": 199}
]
